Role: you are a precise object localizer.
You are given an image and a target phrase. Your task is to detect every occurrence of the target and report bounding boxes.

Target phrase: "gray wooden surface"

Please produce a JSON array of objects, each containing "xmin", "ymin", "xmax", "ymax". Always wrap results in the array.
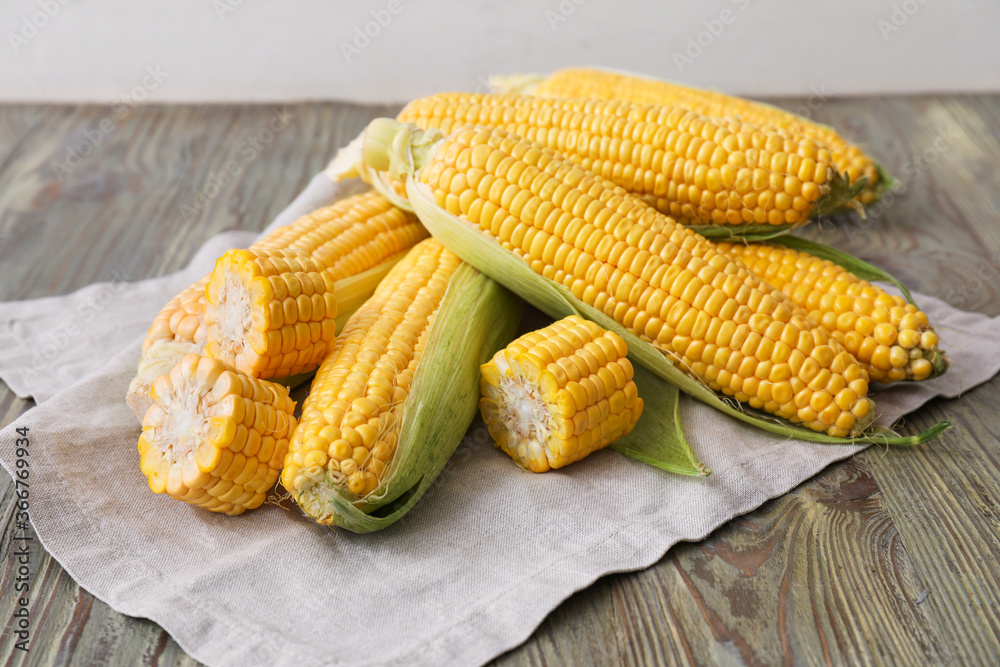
[{"xmin": 1, "ymin": 96, "xmax": 998, "ymax": 666}]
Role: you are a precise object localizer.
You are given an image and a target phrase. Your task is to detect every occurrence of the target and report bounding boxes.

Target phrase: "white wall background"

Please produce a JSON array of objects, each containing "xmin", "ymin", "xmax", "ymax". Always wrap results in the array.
[{"xmin": 2, "ymin": 0, "xmax": 999, "ymax": 103}]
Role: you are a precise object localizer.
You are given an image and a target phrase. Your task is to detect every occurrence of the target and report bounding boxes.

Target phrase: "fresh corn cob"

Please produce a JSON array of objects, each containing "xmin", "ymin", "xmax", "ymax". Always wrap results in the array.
[
  {"xmin": 480, "ymin": 315, "xmax": 643, "ymax": 472},
  {"xmin": 716, "ymin": 241, "xmax": 946, "ymax": 383},
  {"xmin": 203, "ymin": 249, "xmax": 339, "ymax": 379},
  {"xmin": 283, "ymin": 239, "xmax": 460, "ymax": 501},
  {"xmin": 362, "ymin": 120, "xmax": 877, "ymax": 438},
  {"xmin": 396, "ymin": 93, "xmax": 857, "ymax": 229},
  {"xmin": 137, "ymin": 354, "xmax": 296, "ymax": 515},
  {"xmin": 491, "ymin": 67, "xmax": 885, "ymax": 206},
  {"xmin": 127, "ymin": 192, "xmax": 427, "ymax": 420},
  {"xmin": 282, "ymin": 238, "xmax": 520, "ymax": 529}
]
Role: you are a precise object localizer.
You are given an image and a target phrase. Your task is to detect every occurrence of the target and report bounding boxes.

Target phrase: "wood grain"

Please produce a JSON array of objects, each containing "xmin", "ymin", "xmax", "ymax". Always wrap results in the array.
[{"xmin": 1, "ymin": 96, "xmax": 999, "ymax": 666}]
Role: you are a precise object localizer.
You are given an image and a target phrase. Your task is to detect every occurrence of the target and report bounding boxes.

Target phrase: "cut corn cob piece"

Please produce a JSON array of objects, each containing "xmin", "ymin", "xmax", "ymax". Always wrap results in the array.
[
  {"xmin": 143, "ymin": 276, "xmax": 211, "ymax": 355},
  {"xmin": 126, "ymin": 340, "xmax": 202, "ymax": 419},
  {"xmin": 717, "ymin": 241, "xmax": 946, "ymax": 383},
  {"xmin": 362, "ymin": 119, "xmax": 877, "ymax": 438},
  {"xmin": 128, "ymin": 192, "xmax": 427, "ymax": 420},
  {"xmin": 281, "ymin": 238, "xmax": 520, "ymax": 530},
  {"xmin": 397, "ymin": 93, "xmax": 855, "ymax": 228},
  {"xmin": 491, "ymin": 67, "xmax": 886, "ymax": 206},
  {"xmin": 204, "ymin": 248, "xmax": 339, "ymax": 379},
  {"xmin": 140, "ymin": 192, "xmax": 424, "ymax": 356},
  {"xmin": 480, "ymin": 315, "xmax": 643, "ymax": 472},
  {"xmin": 137, "ymin": 354, "xmax": 296, "ymax": 515}
]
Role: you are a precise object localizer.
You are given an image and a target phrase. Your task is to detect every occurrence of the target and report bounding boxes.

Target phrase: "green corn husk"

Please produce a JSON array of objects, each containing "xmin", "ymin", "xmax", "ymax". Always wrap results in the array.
[
  {"xmin": 331, "ymin": 254, "xmax": 407, "ymax": 332},
  {"xmin": 289, "ymin": 261, "xmax": 522, "ymax": 533},
  {"xmin": 609, "ymin": 362, "xmax": 709, "ymax": 476},
  {"xmin": 358, "ymin": 119, "xmax": 948, "ymax": 454}
]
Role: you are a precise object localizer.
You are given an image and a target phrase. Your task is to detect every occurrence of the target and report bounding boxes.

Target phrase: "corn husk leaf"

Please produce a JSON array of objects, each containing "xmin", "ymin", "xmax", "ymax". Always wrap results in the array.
[
  {"xmin": 609, "ymin": 362, "xmax": 709, "ymax": 476},
  {"xmin": 691, "ymin": 223, "xmax": 801, "ymax": 242},
  {"xmin": 310, "ymin": 263, "xmax": 521, "ymax": 533},
  {"xmin": 406, "ymin": 178, "xmax": 949, "ymax": 450},
  {"xmin": 332, "ymin": 254, "xmax": 406, "ymax": 332}
]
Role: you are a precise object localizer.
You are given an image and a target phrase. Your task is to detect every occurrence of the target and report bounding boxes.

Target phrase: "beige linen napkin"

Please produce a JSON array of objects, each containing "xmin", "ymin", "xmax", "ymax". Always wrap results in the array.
[{"xmin": 1, "ymin": 173, "xmax": 998, "ymax": 667}]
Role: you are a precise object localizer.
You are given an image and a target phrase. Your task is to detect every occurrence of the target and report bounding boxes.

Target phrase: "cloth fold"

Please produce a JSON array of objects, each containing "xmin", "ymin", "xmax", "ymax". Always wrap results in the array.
[{"xmin": 1, "ymin": 172, "xmax": 998, "ymax": 667}]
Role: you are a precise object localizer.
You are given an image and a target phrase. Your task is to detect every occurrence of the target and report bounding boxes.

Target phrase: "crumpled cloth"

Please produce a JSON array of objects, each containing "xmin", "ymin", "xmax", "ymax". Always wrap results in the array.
[{"xmin": 1, "ymin": 173, "xmax": 998, "ymax": 667}]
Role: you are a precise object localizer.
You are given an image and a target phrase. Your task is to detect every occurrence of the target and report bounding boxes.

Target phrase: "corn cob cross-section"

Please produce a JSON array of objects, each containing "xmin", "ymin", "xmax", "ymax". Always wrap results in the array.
[
  {"xmin": 140, "ymin": 192, "xmax": 421, "ymax": 356},
  {"xmin": 282, "ymin": 238, "xmax": 462, "ymax": 512},
  {"xmin": 717, "ymin": 241, "xmax": 946, "ymax": 382},
  {"xmin": 480, "ymin": 315, "xmax": 643, "ymax": 472},
  {"xmin": 397, "ymin": 93, "xmax": 853, "ymax": 228},
  {"xmin": 362, "ymin": 120, "xmax": 877, "ymax": 438},
  {"xmin": 204, "ymin": 248, "xmax": 339, "ymax": 379},
  {"xmin": 128, "ymin": 192, "xmax": 427, "ymax": 420},
  {"xmin": 138, "ymin": 354, "xmax": 296, "ymax": 515},
  {"xmin": 491, "ymin": 67, "xmax": 885, "ymax": 205}
]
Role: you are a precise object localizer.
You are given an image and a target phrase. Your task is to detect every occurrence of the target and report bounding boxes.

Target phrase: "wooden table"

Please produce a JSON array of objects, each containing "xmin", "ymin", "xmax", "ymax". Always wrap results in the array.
[{"xmin": 2, "ymin": 97, "xmax": 998, "ymax": 665}]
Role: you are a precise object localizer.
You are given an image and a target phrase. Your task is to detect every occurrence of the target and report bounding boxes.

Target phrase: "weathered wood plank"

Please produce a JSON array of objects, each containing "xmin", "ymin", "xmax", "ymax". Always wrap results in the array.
[
  {"xmin": 1, "ymin": 97, "xmax": 999, "ymax": 666},
  {"xmin": 781, "ymin": 94, "xmax": 1000, "ymax": 314},
  {"xmin": 803, "ymin": 93, "xmax": 1000, "ymax": 665},
  {"xmin": 493, "ymin": 461, "xmax": 951, "ymax": 666},
  {"xmin": 493, "ymin": 94, "xmax": 1000, "ymax": 666},
  {"xmin": 0, "ymin": 101, "xmax": 403, "ymax": 667},
  {"xmin": 0, "ymin": 102, "xmax": 398, "ymax": 302}
]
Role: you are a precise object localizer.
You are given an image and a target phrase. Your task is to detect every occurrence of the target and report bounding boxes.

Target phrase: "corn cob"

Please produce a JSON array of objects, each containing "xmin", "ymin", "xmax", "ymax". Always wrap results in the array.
[
  {"xmin": 203, "ymin": 249, "xmax": 339, "ymax": 379},
  {"xmin": 143, "ymin": 277, "xmax": 211, "ymax": 356},
  {"xmin": 142, "ymin": 192, "xmax": 424, "ymax": 355},
  {"xmin": 362, "ymin": 120, "xmax": 876, "ymax": 438},
  {"xmin": 281, "ymin": 238, "xmax": 521, "ymax": 530},
  {"xmin": 127, "ymin": 192, "xmax": 427, "ymax": 420},
  {"xmin": 480, "ymin": 315, "xmax": 642, "ymax": 472},
  {"xmin": 491, "ymin": 67, "xmax": 885, "ymax": 206},
  {"xmin": 281, "ymin": 239, "xmax": 460, "ymax": 504},
  {"xmin": 716, "ymin": 241, "xmax": 945, "ymax": 382},
  {"xmin": 396, "ymin": 93, "xmax": 855, "ymax": 228},
  {"xmin": 137, "ymin": 354, "xmax": 296, "ymax": 515}
]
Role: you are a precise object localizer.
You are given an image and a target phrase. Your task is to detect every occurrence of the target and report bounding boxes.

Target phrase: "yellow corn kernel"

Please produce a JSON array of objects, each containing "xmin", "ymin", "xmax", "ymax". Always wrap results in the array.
[
  {"xmin": 492, "ymin": 67, "xmax": 882, "ymax": 206},
  {"xmin": 281, "ymin": 239, "xmax": 462, "ymax": 515},
  {"xmin": 366, "ymin": 120, "xmax": 877, "ymax": 437},
  {"xmin": 398, "ymin": 93, "xmax": 844, "ymax": 228},
  {"xmin": 204, "ymin": 248, "xmax": 338, "ymax": 379},
  {"xmin": 129, "ymin": 192, "xmax": 428, "ymax": 420},
  {"xmin": 718, "ymin": 241, "xmax": 946, "ymax": 383},
  {"xmin": 480, "ymin": 316, "xmax": 642, "ymax": 472},
  {"xmin": 138, "ymin": 354, "xmax": 295, "ymax": 515}
]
